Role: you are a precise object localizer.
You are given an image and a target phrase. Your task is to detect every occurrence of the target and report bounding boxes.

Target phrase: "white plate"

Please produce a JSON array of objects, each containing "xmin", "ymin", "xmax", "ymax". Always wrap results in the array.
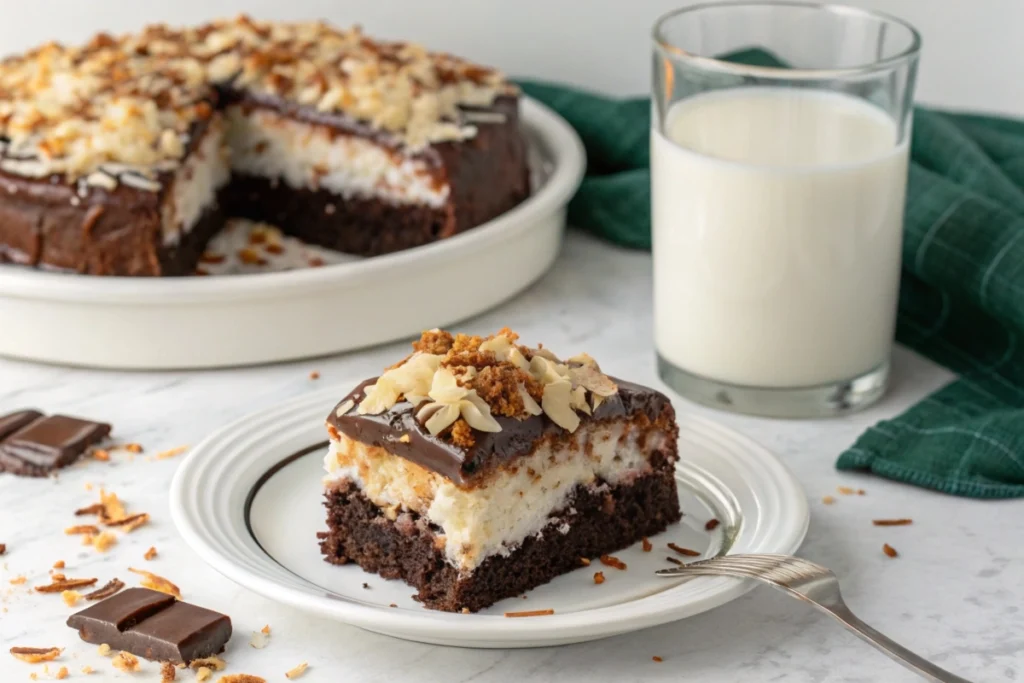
[
  {"xmin": 170, "ymin": 384, "xmax": 809, "ymax": 648},
  {"xmin": 0, "ymin": 97, "xmax": 585, "ymax": 370}
]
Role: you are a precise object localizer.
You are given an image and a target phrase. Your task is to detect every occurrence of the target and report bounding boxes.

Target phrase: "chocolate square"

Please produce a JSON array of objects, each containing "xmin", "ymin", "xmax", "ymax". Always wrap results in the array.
[{"xmin": 0, "ymin": 413, "xmax": 110, "ymax": 476}]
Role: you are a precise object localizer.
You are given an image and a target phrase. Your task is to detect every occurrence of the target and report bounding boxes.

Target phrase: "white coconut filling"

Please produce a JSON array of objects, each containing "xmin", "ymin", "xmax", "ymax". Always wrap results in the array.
[
  {"xmin": 223, "ymin": 105, "xmax": 450, "ymax": 208},
  {"xmin": 324, "ymin": 422, "xmax": 670, "ymax": 573},
  {"xmin": 162, "ymin": 117, "xmax": 230, "ymax": 246}
]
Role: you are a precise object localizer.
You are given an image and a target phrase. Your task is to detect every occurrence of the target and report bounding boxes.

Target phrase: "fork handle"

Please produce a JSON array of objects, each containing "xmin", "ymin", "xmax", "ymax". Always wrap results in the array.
[{"xmin": 824, "ymin": 603, "xmax": 974, "ymax": 683}]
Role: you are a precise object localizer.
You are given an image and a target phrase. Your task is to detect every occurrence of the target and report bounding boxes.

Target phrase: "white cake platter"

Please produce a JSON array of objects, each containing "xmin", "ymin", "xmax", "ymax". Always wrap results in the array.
[
  {"xmin": 170, "ymin": 384, "xmax": 809, "ymax": 648},
  {"xmin": 0, "ymin": 97, "xmax": 585, "ymax": 369}
]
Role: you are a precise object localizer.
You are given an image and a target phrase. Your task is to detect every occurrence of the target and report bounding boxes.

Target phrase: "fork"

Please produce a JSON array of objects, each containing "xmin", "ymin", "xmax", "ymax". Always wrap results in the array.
[{"xmin": 656, "ymin": 554, "xmax": 973, "ymax": 683}]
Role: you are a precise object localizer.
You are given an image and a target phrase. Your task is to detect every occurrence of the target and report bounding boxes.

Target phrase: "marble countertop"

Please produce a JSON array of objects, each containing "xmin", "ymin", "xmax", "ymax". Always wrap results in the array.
[{"xmin": 1, "ymin": 231, "xmax": 1021, "ymax": 682}]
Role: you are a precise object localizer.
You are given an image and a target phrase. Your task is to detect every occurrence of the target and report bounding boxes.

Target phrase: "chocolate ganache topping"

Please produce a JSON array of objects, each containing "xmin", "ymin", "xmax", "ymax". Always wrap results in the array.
[{"xmin": 326, "ymin": 375, "xmax": 673, "ymax": 484}]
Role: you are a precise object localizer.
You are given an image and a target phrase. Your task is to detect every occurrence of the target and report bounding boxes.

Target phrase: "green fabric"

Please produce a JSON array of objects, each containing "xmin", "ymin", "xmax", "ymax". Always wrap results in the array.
[{"xmin": 520, "ymin": 73, "xmax": 1024, "ymax": 499}]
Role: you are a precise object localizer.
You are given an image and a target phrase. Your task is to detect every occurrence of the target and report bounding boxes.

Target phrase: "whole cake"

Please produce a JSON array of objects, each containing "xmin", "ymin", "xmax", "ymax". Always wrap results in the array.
[
  {"xmin": 320, "ymin": 329, "xmax": 682, "ymax": 612},
  {"xmin": 0, "ymin": 18, "xmax": 529, "ymax": 275}
]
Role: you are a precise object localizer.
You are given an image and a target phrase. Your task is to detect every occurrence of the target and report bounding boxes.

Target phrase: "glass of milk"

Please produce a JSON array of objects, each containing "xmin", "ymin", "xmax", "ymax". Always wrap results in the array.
[{"xmin": 652, "ymin": 2, "xmax": 920, "ymax": 418}]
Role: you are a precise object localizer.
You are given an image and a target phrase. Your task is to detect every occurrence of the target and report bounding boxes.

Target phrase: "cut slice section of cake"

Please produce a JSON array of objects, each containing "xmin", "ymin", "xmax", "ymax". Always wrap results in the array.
[{"xmin": 320, "ymin": 329, "xmax": 681, "ymax": 612}]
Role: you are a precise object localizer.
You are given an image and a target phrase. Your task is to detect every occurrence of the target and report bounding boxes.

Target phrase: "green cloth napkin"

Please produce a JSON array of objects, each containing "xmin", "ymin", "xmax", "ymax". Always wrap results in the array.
[{"xmin": 520, "ymin": 78, "xmax": 1024, "ymax": 499}]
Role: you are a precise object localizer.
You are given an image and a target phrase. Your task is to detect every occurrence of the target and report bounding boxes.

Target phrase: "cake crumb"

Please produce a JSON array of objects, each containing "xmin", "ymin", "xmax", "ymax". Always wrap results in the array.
[
  {"xmin": 460, "ymin": 607, "xmax": 470, "ymax": 614},
  {"xmin": 883, "ymin": 543, "xmax": 899, "ymax": 558},
  {"xmin": 124, "ymin": 443, "xmax": 144, "ymax": 454},
  {"xmin": 112, "ymin": 651, "xmax": 140, "ymax": 672},
  {"xmin": 190, "ymin": 656, "xmax": 226, "ymax": 671},
  {"xmin": 0, "ymin": 543, "xmax": 5, "ymax": 555},
  {"xmin": 309, "ymin": 371, "xmax": 320, "ymax": 380},
  {"xmin": 593, "ymin": 572, "xmax": 605, "ymax": 585},
  {"xmin": 97, "ymin": 644, "xmax": 111, "ymax": 657},
  {"xmin": 285, "ymin": 662, "xmax": 309, "ymax": 679},
  {"xmin": 144, "ymin": 547, "xmax": 158, "ymax": 561},
  {"xmin": 412, "ymin": 329, "xmax": 454, "ymax": 355},
  {"xmin": 195, "ymin": 667, "xmax": 212, "ymax": 682},
  {"xmin": 504, "ymin": 609, "xmax": 554, "ymax": 618},
  {"xmin": 858, "ymin": 489, "xmax": 866, "ymax": 495},
  {"xmin": 61, "ymin": 590, "xmax": 82, "ymax": 607},
  {"xmin": 822, "ymin": 495, "xmax": 836, "ymax": 505},
  {"xmin": 84, "ymin": 482, "xmax": 93, "ymax": 491},
  {"xmin": 52, "ymin": 560, "xmax": 65, "ymax": 569},
  {"xmin": 362, "ymin": 583, "xmax": 370, "ymax": 589},
  {"xmin": 307, "ymin": 257, "xmax": 325, "ymax": 268},
  {"xmin": 56, "ymin": 666, "xmax": 69, "ymax": 680},
  {"xmin": 641, "ymin": 537, "xmax": 652, "ymax": 552},
  {"xmin": 599, "ymin": 555, "xmax": 627, "ymax": 570},
  {"xmin": 705, "ymin": 519, "xmax": 721, "ymax": 531},
  {"xmin": 652, "ymin": 656, "xmax": 663, "ymax": 663},
  {"xmin": 837, "ymin": 486, "xmax": 857, "ymax": 495},
  {"xmin": 9, "ymin": 575, "xmax": 26, "ymax": 585},
  {"xmin": 873, "ymin": 519, "xmax": 912, "ymax": 526},
  {"xmin": 81, "ymin": 665, "xmax": 94, "ymax": 674},
  {"xmin": 389, "ymin": 603, "xmax": 397, "ymax": 608},
  {"xmin": 160, "ymin": 661, "xmax": 176, "ymax": 682},
  {"xmin": 9, "ymin": 647, "xmax": 62, "ymax": 663},
  {"xmin": 92, "ymin": 449, "xmax": 110, "ymax": 461},
  {"xmin": 156, "ymin": 446, "xmax": 188, "ymax": 460},
  {"xmin": 128, "ymin": 568, "xmax": 181, "ymax": 599},
  {"xmin": 449, "ymin": 420, "xmax": 475, "ymax": 448},
  {"xmin": 399, "ymin": 434, "xmax": 411, "ymax": 443},
  {"xmin": 667, "ymin": 543, "xmax": 701, "ymax": 557}
]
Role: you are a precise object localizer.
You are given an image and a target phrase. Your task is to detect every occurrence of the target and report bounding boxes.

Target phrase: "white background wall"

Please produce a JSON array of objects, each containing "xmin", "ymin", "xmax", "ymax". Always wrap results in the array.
[{"xmin": 1, "ymin": 0, "xmax": 1021, "ymax": 115}]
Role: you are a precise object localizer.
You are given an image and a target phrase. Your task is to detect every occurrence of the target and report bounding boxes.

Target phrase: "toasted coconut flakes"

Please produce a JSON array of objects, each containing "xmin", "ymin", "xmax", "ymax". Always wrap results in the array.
[
  {"xmin": 35, "ymin": 577, "xmax": 98, "ymax": 593},
  {"xmin": 124, "ymin": 443, "xmax": 144, "ymax": 454},
  {"xmin": 883, "ymin": 543, "xmax": 899, "ymax": 558},
  {"xmin": 504, "ymin": 609, "xmax": 554, "ymax": 618},
  {"xmin": 667, "ymin": 543, "xmax": 701, "ymax": 557},
  {"xmin": 53, "ymin": 560, "xmax": 65, "ymax": 569},
  {"xmin": 641, "ymin": 537, "xmax": 652, "ymax": 552},
  {"xmin": 161, "ymin": 661, "xmax": 176, "ymax": 682},
  {"xmin": 285, "ymin": 662, "xmax": 308, "ymax": 679},
  {"xmin": 99, "ymin": 490, "xmax": 127, "ymax": 522},
  {"xmin": 65, "ymin": 525, "xmax": 100, "ymax": 535},
  {"xmin": 189, "ymin": 656, "xmax": 226, "ymax": 671},
  {"xmin": 82, "ymin": 534, "xmax": 95, "ymax": 546},
  {"xmin": 837, "ymin": 486, "xmax": 857, "ymax": 495},
  {"xmin": 196, "ymin": 667, "xmax": 212, "ymax": 682},
  {"xmin": 10, "ymin": 647, "xmax": 62, "ymax": 663},
  {"xmin": 75, "ymin": 503, "xmax": 104, "ymax": 516},
  {"xmin": 92, "ymin": 449, "xmax": 110, "ymax": 461},
  {"xmin": 593, "ymin": 572, "xmax": 605, "ymax": 585},
  {"xmin": 249, "ymin": 629, "xmax": 269, "ymax": 649},
  {"xmin": 62, "ymin": 590, "xmax": 82, "ymax": 607},
  {"xmin": 873, "ymin": 519, "xmax": 913, "ymax": 526},
  {"xmin": 56, "ymin": 666, "xmax": 69, "ymax": 680},
  {"xmin": 822, "ymin": 495, "xmax": 836, "ymax": 505},
  {"xmin": 93, "ymin": 532, "xmax": 117, "ymax": 552},
  {"xmin": 9, "ymin": 575, "xmax": 26, "ymax": 585},
  {"xmin": 260, "ymin": 624, "xmax": 270, "ymax": 635},
  {"xmin": 84, "ymin": 578, "xmax": 125, "ymax": 601},
  {"xmin": 128, "ymin": 568, "xmax": 181, "ymax": 599},
  {"xmin": 107, "ymin": 513, "xmax": 150, "ymax": 532},
  {"xmin": 218, "ymin": 676, "xmax": 267, "ymax": 683},
  {"xmin": 156, "ymin": 446, "xmax": 189, "ymax": 460},
  {"xmin": 599, "ymin": 555, "xmax": 627, "ymax": 570},
  {"xmin": 144, "ymin": 547, "xmax": 158, "ymax": 561},
  {"xmin": 113, "ymin": 651, "xmax": 140, "ymax": 672}
]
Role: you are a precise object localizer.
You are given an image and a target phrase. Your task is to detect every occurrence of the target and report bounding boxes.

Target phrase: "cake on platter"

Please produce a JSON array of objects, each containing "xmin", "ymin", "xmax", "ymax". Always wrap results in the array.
[
  {"xmin": 0, "ymin": 17, "xmax": 529, "ymax": 275},
  {"xmin": 319, "ymin": 328, "xmax": 682, "ymax": 612}
]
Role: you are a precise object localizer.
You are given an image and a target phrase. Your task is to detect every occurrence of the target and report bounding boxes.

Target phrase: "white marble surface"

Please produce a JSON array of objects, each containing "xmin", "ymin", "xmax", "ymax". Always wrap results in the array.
[{"xmin": 1, "ymin": 230, "xmax": 1021, "ymax": 682}]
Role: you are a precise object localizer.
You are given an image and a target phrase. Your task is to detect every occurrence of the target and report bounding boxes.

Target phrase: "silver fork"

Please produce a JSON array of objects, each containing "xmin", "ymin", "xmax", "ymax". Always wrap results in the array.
[{"xmin": 656, "ymin": 554, "xmax": 973, "ymax": 683}]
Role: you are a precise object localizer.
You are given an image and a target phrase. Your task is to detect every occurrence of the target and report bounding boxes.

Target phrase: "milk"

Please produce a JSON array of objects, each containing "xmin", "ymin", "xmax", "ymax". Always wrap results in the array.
[{"xmin": 652, "ymin": 88, "xmax": 908, "ymax": 388}]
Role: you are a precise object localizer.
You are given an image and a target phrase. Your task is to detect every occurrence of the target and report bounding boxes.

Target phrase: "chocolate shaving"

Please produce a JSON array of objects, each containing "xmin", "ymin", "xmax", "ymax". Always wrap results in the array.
[
  {"xmin": 872, "ymin": 519, "xmax": 912, "ymax": 526},
  {"xmin": 705, "ymin": 519, "xmax": 721, "ymax": 531},
  {"xmin": 35, "ymin": 577, "xmax": 98, "ymax": 593},
  {"xmin": 84, "ymin": 578, "xmax": 125, "ymax": 601},
  {"xmin": 641, "ymin": 537, "xmax": 652, "ymax": 552},
  {"xmin": 666, "ymin": 556, "xmax": 684, "ymax": 566},
  {"xmin": 667, "ymin": 543, "xmax": 701, "ymax": 557}
]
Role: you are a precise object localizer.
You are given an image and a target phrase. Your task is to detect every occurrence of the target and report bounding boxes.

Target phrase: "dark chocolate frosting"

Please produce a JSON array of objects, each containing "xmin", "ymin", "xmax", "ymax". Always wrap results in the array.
[{"xmin": 326, "ymin": 377, "xmax": 673, "ymax": 484}]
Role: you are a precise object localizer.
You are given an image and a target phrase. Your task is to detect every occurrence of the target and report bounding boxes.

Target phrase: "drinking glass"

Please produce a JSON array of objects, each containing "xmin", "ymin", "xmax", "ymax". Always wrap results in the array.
[{"xmin": 651, "ymin": 1, "xmax": 920, "ymax": 417}]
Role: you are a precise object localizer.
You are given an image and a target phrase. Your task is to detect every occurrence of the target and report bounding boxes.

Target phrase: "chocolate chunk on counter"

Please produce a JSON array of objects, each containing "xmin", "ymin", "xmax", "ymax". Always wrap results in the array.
[
  {"xmin": 67, "ymin": 588, "xmax": 232, "ymax": 665},
  {"xmin": 0, "ymin": 411, "xmax": 110, "ymax": 477}
]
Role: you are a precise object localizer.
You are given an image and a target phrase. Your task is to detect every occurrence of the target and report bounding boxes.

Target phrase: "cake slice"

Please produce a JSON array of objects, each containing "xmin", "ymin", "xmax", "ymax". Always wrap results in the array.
[{"xmin": 320, "ymin": 329, "xmax": 681, "ymax": 612}]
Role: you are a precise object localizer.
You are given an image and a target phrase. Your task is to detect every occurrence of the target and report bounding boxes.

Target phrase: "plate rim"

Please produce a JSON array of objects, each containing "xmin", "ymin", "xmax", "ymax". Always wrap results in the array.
[
  {"xmin": 170, "ymin": 384, "xmax": 809, "ymax": 646},
  {"xmin": 0, "ymin": 96, "xmax": 586, "ymax": 303}
]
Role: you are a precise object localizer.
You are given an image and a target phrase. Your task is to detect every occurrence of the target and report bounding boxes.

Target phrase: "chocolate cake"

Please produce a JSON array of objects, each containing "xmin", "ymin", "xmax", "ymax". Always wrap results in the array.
[
  {"xmin": 0, "ymin": 18, "xmax": 529, "ymax": 275},
  {"xmin": 319, "ymin": 329, "xmax": 682, "ymax": 612}
]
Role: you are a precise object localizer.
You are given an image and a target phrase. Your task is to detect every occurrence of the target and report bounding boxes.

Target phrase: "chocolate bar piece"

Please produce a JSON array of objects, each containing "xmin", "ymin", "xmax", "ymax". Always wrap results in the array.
[
  {"xmin": 0, "ymin": 411, "xmax": 110, "ymax": 477},
  {"xmin": 67, "ymin": 588, "xmax": 232, "ymax": 665}
]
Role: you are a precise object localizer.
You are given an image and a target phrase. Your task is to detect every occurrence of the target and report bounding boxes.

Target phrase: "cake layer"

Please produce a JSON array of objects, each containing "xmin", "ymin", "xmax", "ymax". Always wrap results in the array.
[
  {"xmin": 319, "ymin": 469, "xmax": 682, "ymax": 612},
  {"xmin": 325, "ymin": 408, "xmax": 677, "ymax": 571}
]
